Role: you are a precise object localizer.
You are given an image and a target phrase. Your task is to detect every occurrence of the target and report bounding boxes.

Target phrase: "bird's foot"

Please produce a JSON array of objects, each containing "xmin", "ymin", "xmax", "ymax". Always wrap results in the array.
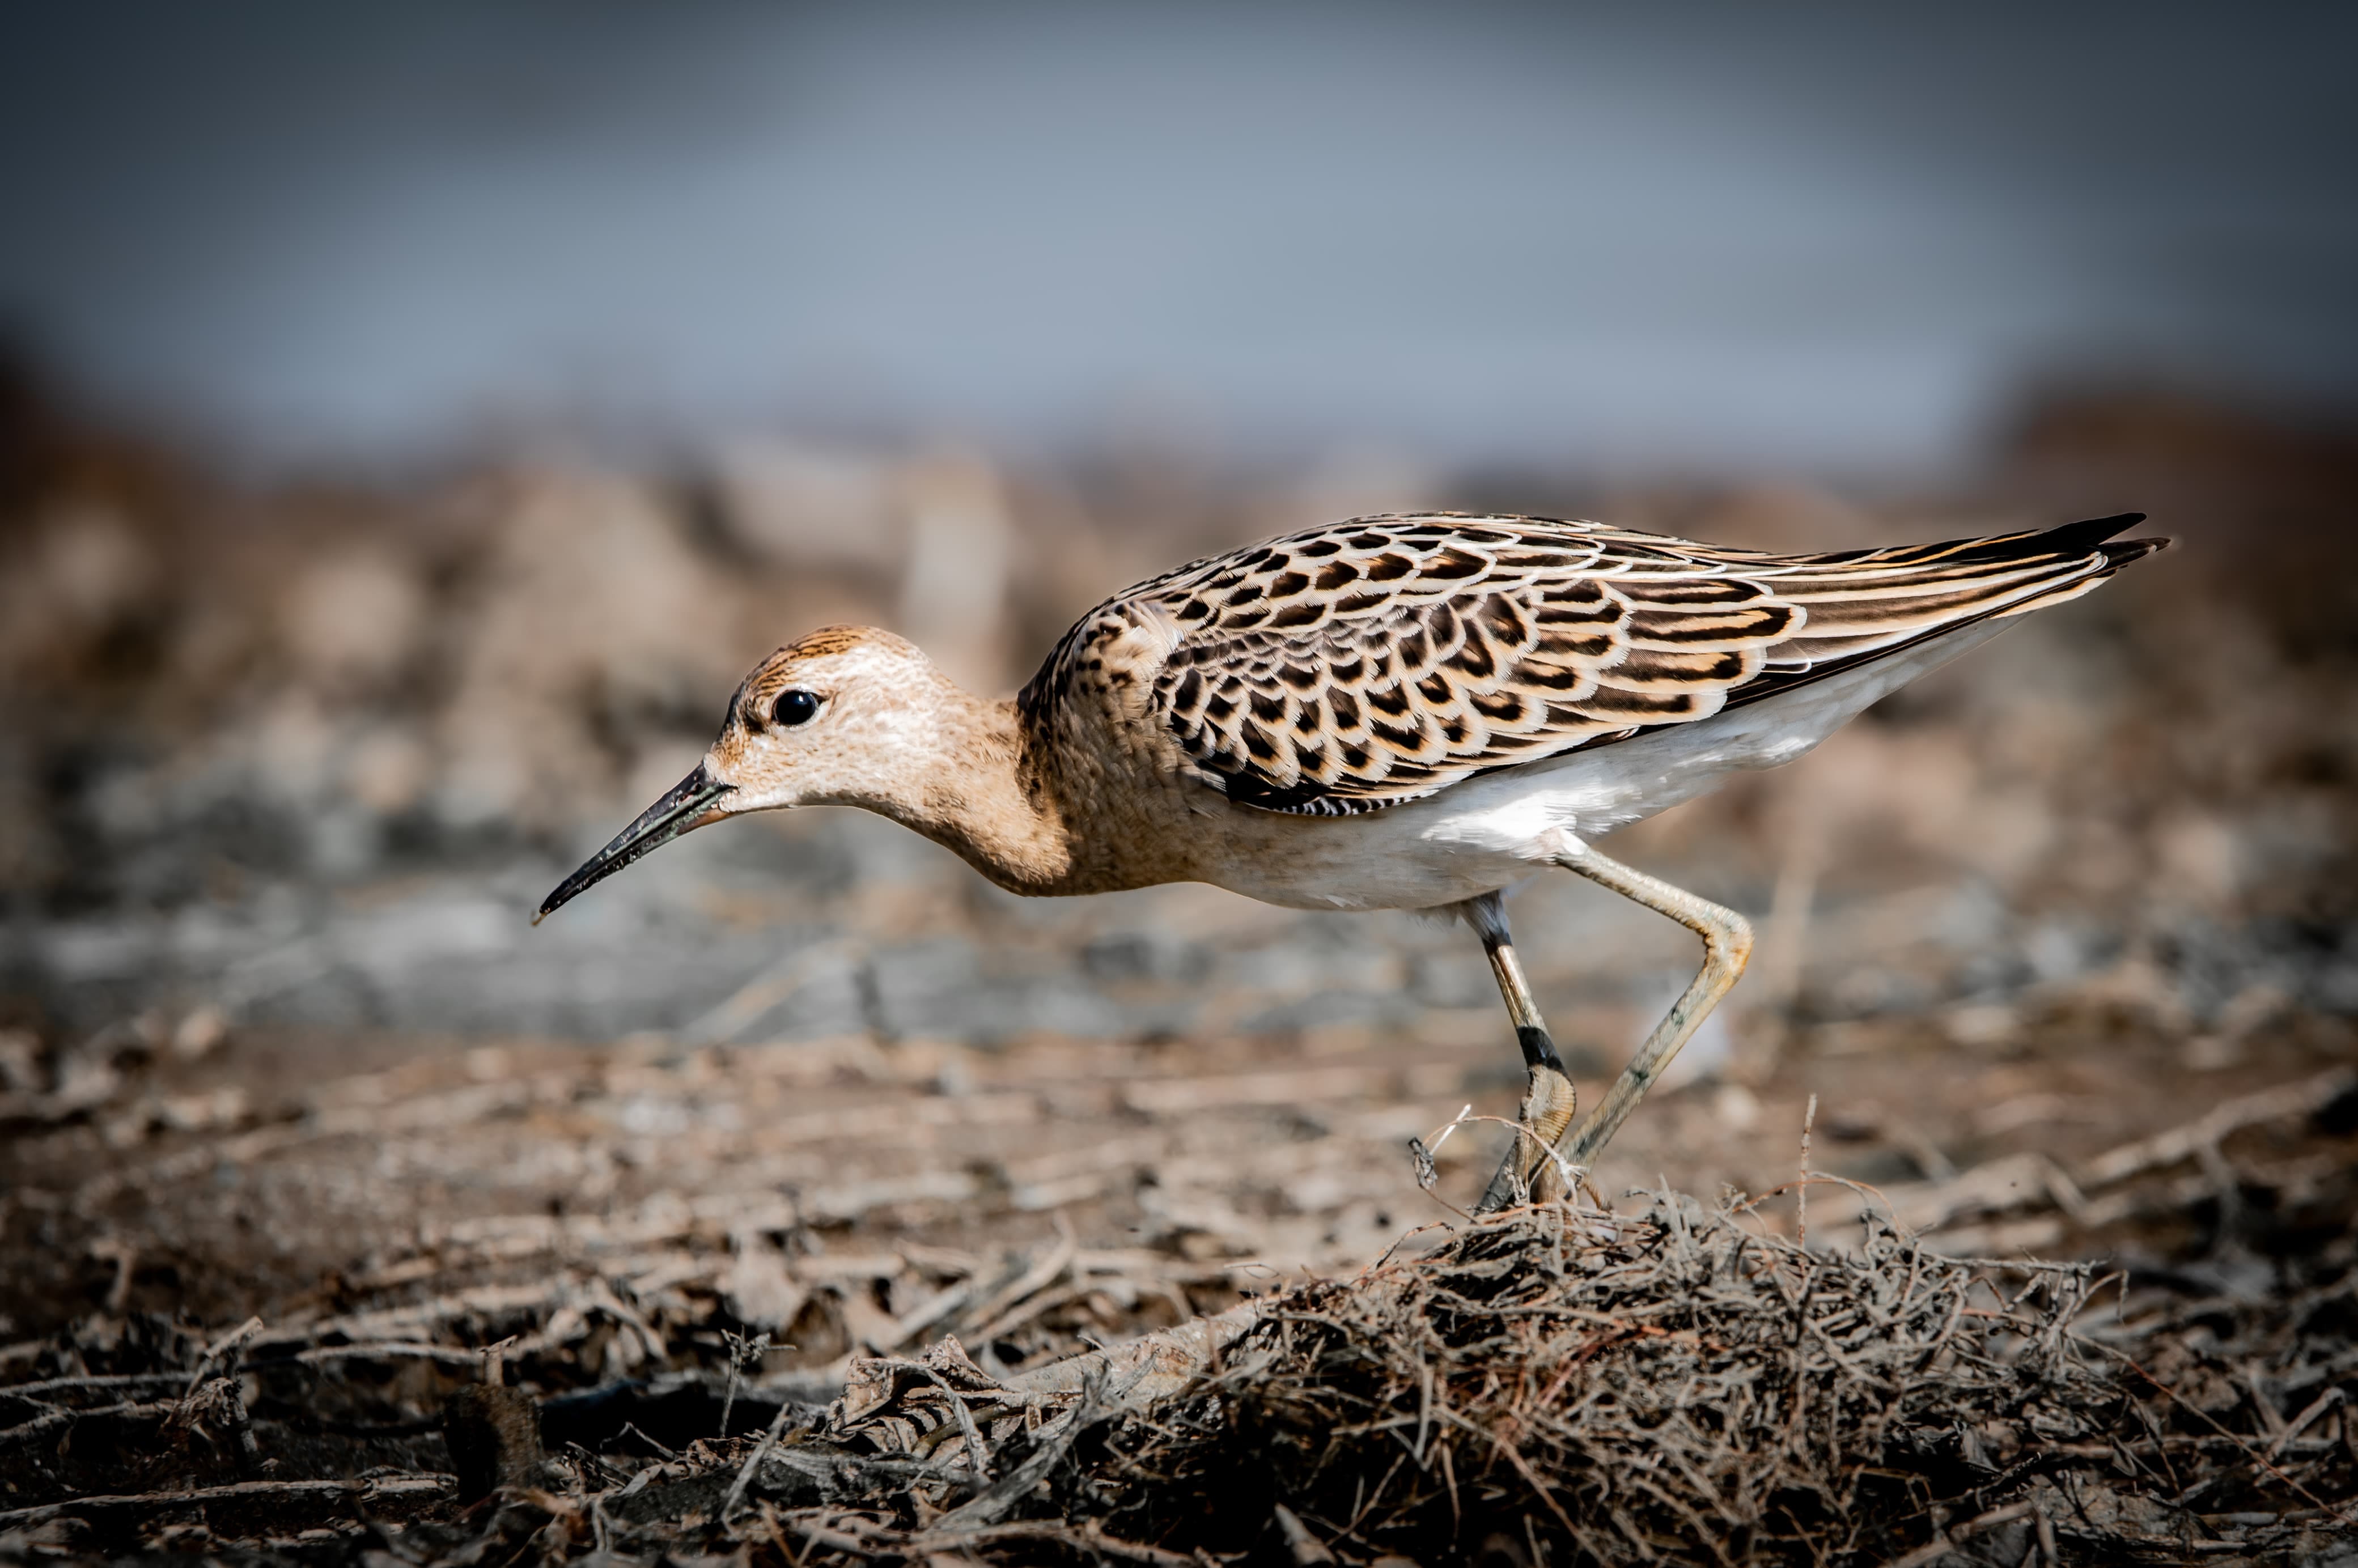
[{"xmin": 1477, "ymin": 1064, "xmax": 1578, "ymax": 1212}]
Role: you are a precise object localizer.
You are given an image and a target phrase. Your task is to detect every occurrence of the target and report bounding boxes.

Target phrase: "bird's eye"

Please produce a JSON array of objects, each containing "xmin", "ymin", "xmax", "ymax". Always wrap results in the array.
[{"xmin": 773, "ymin": 689, "xmax": 821, "ymax": 728}]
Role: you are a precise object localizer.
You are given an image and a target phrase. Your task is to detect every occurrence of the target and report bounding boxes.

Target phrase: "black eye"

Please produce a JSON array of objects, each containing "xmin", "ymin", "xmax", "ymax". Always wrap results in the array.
[{"xmin": 773, "ymin": 689, "xmax": 821, "ymax": 727}]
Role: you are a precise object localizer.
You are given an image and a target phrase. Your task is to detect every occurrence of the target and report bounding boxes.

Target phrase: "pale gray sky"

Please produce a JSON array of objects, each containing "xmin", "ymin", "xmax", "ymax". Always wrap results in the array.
[{"xmin": 2, "ymin": 2, "xmax": 2352, "ymax": 471}]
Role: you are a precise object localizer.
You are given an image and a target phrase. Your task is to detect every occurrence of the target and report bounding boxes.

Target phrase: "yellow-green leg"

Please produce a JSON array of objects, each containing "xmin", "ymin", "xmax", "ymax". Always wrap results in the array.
[{"xmin": 1474, "ymin": 843, "xmax": 1755, "ymax": 1212}]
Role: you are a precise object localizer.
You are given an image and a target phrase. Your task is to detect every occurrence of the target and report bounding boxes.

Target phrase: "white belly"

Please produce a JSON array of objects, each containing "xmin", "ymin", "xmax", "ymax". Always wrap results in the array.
[{"xmin": 1195, "ymin": 619, "xmax": 2011, "ymax": 911}]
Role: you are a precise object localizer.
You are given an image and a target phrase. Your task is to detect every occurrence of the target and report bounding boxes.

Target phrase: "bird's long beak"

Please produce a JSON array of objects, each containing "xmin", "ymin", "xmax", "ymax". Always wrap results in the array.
[{"xmin": 533, "ymin": 764, "xmax": 736, "ymax": 924}]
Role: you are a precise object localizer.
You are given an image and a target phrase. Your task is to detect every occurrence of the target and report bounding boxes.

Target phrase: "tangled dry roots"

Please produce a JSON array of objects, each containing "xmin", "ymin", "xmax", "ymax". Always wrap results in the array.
[
  {"xmin": 12, "ymin": 1193, "xmax": 2355, "ymax": 1565},
  {"xmin": 1069, "ymin": 1197, "xmax": 2102, "ymax": 1562},
  {"xmin": 758, "ymin": 1193, "xmax": 2350, "ymax": 1565}
]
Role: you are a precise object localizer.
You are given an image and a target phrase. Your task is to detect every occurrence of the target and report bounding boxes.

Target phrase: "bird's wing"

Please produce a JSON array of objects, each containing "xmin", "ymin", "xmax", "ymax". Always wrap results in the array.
[{"xmin": 1034, "ymin": 512, "xmax": 2162, "ymax": 817}]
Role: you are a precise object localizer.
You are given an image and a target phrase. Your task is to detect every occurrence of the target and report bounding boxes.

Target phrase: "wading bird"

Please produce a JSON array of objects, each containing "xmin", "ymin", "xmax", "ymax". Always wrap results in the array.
[{"xmin": 538, "ymin": 512, "xmax": 2162, "ymax": 1208}]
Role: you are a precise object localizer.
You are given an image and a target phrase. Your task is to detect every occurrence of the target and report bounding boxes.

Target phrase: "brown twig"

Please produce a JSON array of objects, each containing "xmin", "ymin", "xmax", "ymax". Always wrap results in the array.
[{"xmin": 0, "ymin": 1475, "xmax": 451, "ymax": 1529}]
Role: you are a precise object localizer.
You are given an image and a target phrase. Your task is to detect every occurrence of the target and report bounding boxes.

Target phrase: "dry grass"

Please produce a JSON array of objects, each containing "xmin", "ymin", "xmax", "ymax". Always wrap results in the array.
[
  {"xmin": 6, "ymin": 1189, "xmax": 2355, "ymax": 1565},
  {"xmin": 5, "ymin": 980, "xmax": 2355, "ymax": 1562}
]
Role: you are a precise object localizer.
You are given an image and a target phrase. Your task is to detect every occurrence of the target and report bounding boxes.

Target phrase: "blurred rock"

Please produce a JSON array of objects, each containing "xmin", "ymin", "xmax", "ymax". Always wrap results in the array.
[
  {"xmin": 0, "ymin": 502, "xmax": 157, "ymax": 678},
  {"xmin": 344, "ymin": 726, "xmax": 433, "ymax": 817},
  {"xmin": 437, "ymin": 468, "xmax": 743, "ymax": 830},
  {"xmin": 1714, "ymin": 1082, "xmax": 1762, "ymax": 1130},
  {"xmin": 1942, "ymin": 1003, "xmax": 2020, "ymax": 1052},
  {"xmin": 0, "ymin": 1027, "xmax": 40, "ymax": 1090},
  {"xmin": 170, "ymin": 1004, "xmax": 228, "ymax": 1061},
  {"xmin": 897, "ymin": 450, "xmax": 1012, "ymax": 693},
  {"xmin": 707, "ymin": 438, "xmax": 901, "ymax": 572},
  {"xmin": 2153, "ymin": 810, "xmax": 2244, "ymax": 912},
  {"xmin": 277, "ymin": 546, "xmax": 425, "ymax": 694}
]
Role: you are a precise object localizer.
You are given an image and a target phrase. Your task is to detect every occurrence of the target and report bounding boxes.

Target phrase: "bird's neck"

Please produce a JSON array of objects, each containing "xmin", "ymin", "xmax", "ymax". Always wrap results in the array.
[{"xmin": 884, "ymin": 687, "xmax": 1079, "ymax": 896}]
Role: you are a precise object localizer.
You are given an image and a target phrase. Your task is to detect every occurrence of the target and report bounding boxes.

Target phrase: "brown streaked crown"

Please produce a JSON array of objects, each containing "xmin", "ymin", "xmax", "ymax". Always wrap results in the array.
[
  {"xmin": 779, "ymin": 625, "xmax": 879, "ymax": 661},
  {"xmin": 731, "ymin": 626, "xmax": 915, "ymax": 713}
]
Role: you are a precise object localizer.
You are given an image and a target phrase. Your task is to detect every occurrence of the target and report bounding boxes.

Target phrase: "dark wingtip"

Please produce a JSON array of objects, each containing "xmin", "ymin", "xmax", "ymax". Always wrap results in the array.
[
  {"xmin": 2064, "ymin": 514, "xmax": 2170, "ymax": 568},
  {"xmin": 1943, "ymin": 512, "xmax": 2155, "ymax": 566},
  {"xmin": 2039, "ymin": 512, "xmax": 2147, "ymax": 551},
  {"xmin": 2106, "ymin": 533, "xmax": 2172, "ymax": 562}
]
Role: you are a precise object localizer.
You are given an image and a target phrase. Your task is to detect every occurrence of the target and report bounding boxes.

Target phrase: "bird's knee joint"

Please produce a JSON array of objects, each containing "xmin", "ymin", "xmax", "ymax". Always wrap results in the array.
[{"xmin": 1711, "ymin": 912, "xmax": 1755, "ymax": 970}]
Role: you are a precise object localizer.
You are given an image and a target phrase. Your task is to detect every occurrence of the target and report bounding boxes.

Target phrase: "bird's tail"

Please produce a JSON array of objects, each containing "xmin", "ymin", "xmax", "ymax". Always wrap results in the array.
[{"xmin": 1726, "ymin": 512, "xmax": 2168, "ymax": 704}]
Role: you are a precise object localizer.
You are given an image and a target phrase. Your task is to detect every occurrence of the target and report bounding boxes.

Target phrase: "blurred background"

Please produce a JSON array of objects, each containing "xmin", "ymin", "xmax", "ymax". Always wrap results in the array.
[{"xmin": 2, "ymin": 2, "xmax": 2355, "ymax": 1329}]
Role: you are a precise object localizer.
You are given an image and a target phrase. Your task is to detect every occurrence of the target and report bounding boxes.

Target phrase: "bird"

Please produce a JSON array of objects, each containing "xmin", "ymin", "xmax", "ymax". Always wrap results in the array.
[{"xmin": 536, "ymin": 509, "xmax": 2165, "ymax": 1209}]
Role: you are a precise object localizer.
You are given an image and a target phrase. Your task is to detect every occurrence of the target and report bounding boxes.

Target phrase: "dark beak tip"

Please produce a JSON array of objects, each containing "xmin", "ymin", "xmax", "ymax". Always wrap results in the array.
[{"xmin": 530, "ymin": 763, "xmax": 732, "ymax": 927}]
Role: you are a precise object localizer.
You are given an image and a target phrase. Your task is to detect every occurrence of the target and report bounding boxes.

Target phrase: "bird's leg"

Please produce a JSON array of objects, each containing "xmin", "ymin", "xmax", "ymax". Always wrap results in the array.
[
  {"xmin": 1461, "ymin": 892, "xmax": 1579, "ymax": 1214},
  {"xmin": 1546, "ymin": 840, "xmax": 1754, "ymax": 1172}
]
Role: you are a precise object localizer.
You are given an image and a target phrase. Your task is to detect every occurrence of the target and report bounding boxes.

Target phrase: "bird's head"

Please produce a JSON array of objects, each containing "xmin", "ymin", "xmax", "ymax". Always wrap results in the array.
[{"xmin": 534, "ymin": 626, "xmax": 953, "ymax": 923}]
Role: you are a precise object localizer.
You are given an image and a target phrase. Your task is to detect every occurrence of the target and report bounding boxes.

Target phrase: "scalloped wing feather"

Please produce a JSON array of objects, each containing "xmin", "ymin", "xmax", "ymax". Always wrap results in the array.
[{"xmin": 1020, "ymin": 512, "xmax": 2162, "ymax": 817}]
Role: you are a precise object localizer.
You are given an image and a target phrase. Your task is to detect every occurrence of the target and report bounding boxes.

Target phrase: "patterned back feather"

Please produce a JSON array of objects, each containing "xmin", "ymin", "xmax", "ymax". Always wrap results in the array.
[{"xmin": 1020, "ymin": 512, "xmax": 2164, "ymax": 816}]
